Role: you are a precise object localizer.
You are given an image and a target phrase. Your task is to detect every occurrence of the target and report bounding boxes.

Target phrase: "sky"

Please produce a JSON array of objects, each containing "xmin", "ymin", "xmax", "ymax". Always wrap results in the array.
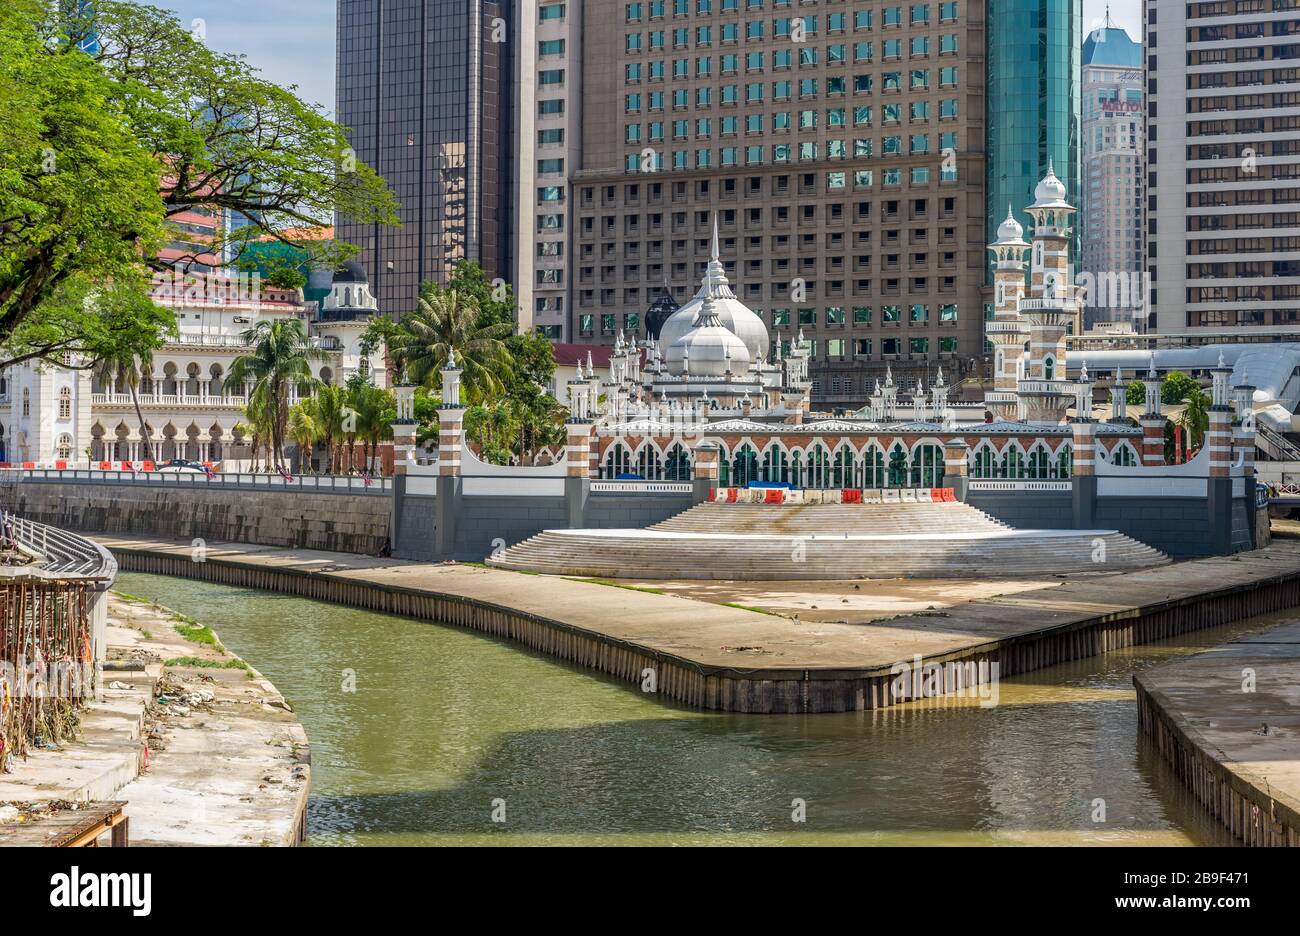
[{"xmin": 153, "ymin": 0, "xmax": 1142, "ymax": 116}]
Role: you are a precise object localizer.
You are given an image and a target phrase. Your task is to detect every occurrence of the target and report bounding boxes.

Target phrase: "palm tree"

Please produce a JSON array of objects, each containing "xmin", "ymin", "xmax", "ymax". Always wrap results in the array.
[
  {"xmin": 224, "ymin": 318, "xmax": 327, "ymax": 468},
  {"xmin": 1180, "ymin": 388, "xmax": 1212, "ymax": 453},
  {"xmin": 241, "ymin": 390, "xmax": 274, "ymax": 473},
  {"xmin": 287, "ymin": 402, "xmax": 320, "ymax": 473},
  {"xmin": 386, "ymin": 289, "xmax": 514, "ymax": 403},
  {"xmin": 345, "ymin": 384, "xmax": 394, "ymax": 473},
  {"xmin": 94, "ymin": 348, "xmax": 155, "ymax": 460},
  {"xmin": 309, "ymin": 384, "xmax": 349, "ymax": 474}
]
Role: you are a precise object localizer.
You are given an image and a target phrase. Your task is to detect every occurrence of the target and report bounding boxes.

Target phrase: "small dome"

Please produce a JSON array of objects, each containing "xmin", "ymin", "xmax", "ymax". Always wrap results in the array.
[
  {"xmin": 666, "ymin": 296, "xmax": 751, "ymax": 378},
  {"xmin": 996, "ymin": 206, "xmax": 1024, "ymax": 243},
  {"xmin": 1030, "ymin": 159, "xmax": 1072, "ymax": 210},
  {"xmin": 645, "ymin": 289, "xmax": 678, "ymax": 342},
  {"xmin": 333, "ymin": 260, "xmax": 368, "ymax": 284}
]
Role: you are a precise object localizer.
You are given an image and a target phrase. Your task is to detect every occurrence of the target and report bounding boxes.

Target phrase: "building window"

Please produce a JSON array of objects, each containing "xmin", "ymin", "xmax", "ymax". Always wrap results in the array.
[{"xmin": 58, "ymin": 387, "xmax": 71, "ymax": 419}]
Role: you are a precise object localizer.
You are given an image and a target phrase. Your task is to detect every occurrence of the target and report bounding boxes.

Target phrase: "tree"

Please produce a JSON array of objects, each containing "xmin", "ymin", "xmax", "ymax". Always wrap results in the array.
[
  {"xmin": 447, "ymin": 261, "xmax": 518, "ymax": 329},
  {"xmin": 224, "ymin": 318, "xmax": 326, "ymax": 467},
  {"xmin": 345, "ymin": 383, "xmax": 394, "ymax": 472},
  {"xmin": 1179, "ymin": 388, "xmax": 1212, "ymax": 453},
  {"xmin": 375, "ymin": 288, "xmax": 514, "ymax": 404},
  {"xmin": 310, "ymin": 384, "xmax": 350, "ymax": 474},
  {"xmin": 0, "ymin": 1, "xmax": 166, "ymax": 365},
  {"xmin": 1, "ymin": 0, "xmax": 397, "ymax": 369},
  {"xmin": 1161, "ymin": 371, "xmax": 1202, "ymax": 406},
  {"xmin": 287, "ymin": 402, "xmax": 320, "ymax": 472},
  {"xmin": 93, "ymin": 345, "xmax": 156, "ymax": 461}
]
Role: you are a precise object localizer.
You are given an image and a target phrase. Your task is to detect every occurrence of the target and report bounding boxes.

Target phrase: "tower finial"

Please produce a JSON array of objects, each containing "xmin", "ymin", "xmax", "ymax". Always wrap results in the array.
[{"xmin": 711, "ymin": 212, "xmax": 720, "ymax": 262}]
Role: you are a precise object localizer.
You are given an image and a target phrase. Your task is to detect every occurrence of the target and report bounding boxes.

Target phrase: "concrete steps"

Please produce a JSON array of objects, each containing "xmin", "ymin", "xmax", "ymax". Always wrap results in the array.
[
  {"xmin": 488, "ymin": 498, "xmax": 1169, "ymax": 580},
  {"xmin": 651, "ymin": 501, "xmax": 1010, "ymax": 536}
]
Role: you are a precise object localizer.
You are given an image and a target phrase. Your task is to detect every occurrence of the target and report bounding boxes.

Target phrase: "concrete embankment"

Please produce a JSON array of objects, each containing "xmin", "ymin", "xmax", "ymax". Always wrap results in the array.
[
  {"xmin": 0, "ymin": 594, "xmax": 309, "ymax": 847},
  {"xmin": 97, "ymin": 533, "xmax": 1300, "ymax": 715},
  {"xmin": 1136, "ymin": 620, "xmax": 1300, "ymax": 847},
  {"xmin": 14, "ymin": 481, "xmax": 390, "ymax": 555}
]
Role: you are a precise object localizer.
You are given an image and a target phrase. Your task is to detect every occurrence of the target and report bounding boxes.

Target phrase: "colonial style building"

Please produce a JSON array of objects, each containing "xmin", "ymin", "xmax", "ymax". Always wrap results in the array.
[{"xmin": 0, "ymin": 264, "xmax": 386, "ymax": 468}]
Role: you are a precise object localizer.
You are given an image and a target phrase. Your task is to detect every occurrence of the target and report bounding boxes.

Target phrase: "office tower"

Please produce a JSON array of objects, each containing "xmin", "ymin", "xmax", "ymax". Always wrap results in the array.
[
  {"xmin": 1146, "ymin": 0, "xmax": 1300, "ymax": 335},
  {"xmin": 335, "ymin": 0, "xmax": 516, "ymax": 317},
  {"xmin": 573, "ymin": 0, "xmax": 992, "ymax": 408},
  {"xmin": 1080, "ymin": 15, "xmax": 1144, "ymax": 328},
  {"xmin": 986, "ymin": 0, "xmax": 1081, "ymax": 276}
]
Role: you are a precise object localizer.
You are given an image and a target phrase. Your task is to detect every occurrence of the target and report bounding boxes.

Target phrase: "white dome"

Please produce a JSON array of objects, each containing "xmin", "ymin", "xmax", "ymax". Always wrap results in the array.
[
  {"xmin": 1031, "ymin": 159, "xmax": 1071, "ymax": 209},
  {"xmin": 995, "ymin": 205, "xmax": 1025, "ymax": 244},
  {"xmin": 657, "ymin": 218, "xmax": 770, "ymax": 363},
  {"xmin": 666, "ymin": 296, "xmax": 751, "ymax": 378}
]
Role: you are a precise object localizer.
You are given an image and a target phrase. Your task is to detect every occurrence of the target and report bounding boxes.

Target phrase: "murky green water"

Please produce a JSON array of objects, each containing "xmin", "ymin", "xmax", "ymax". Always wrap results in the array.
[{"xmin": 116, "ymin": 571, "xmax": 1286, "ymax": 846}]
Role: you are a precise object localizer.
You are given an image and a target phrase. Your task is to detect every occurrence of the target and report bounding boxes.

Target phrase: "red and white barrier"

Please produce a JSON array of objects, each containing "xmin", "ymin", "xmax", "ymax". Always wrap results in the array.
[{"xmin": 709, "ymin": 487, "xmax": 958, "ymax": 505}]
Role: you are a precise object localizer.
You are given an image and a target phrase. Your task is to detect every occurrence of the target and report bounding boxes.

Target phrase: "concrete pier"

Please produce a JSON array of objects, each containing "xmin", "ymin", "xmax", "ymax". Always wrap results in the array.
[
  {"xmin": 1135, "ymin": 620, "xmax": 1300, "ymax": 847},
  {"xmin": 95, "ymin": 533, "xmax": 1300, "ymax": 714}
]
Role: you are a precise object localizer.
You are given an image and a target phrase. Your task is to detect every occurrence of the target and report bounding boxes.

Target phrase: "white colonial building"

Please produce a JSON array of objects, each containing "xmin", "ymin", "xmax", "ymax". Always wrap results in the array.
[{"xmin": 0, "ymin": 262, "xmax": 386, "ymax": 468}]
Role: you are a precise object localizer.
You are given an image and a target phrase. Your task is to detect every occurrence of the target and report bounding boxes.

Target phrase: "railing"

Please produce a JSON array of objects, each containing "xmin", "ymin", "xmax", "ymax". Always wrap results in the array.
[
  {"xmin": 16, "ymin": 469, "xmax": 391, "ymax": 493},
  {"xmin": 967, "ymin": 480, "xmax": 1072, "ymax": 491},
  {"xmin": 1, "ymin": 510, "xmax": 118, "ymax": 581},
  {"xmin": 92, "ymin": 392, "xmax": 251, "ymax": 407},
  {"xmin": 590, "ymin": 481, "xmax": 693, "ymax": 493},
  {"xmin": 1257, "ymin": 423, "xmax": 1300, "ymax": 461}
]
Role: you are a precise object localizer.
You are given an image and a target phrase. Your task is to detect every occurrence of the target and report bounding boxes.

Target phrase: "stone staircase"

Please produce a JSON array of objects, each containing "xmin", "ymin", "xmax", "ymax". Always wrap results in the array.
[{"xmin": 487, "ymin": 501, "xmax": 1169, "ymax": 580}]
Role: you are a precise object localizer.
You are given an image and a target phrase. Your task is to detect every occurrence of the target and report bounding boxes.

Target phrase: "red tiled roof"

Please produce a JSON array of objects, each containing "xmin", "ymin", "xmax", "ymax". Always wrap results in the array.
[{"xmin": 551, "ymin": 343, "xmax": 644, "ymax": 368}]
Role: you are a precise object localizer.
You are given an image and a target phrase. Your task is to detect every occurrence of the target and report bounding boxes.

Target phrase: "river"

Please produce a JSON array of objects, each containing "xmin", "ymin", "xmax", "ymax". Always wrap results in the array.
[{"xmin": 116, "ymin": 571, "xmax": 1285, "ymax": 846}]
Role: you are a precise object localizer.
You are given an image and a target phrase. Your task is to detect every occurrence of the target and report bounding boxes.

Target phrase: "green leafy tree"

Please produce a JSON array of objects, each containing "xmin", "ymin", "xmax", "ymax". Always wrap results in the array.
[
  {"xmin": 447, "ymin": 261, "xmax": 518, "ymax": 329},
  {"xmin": 287, "ymin": 401, "xmax": 320, "ymax": 472},
  {"xmin": 310, "ymin": 384, "xmax": 350, "ymax": 475},
  {"xmin": 224, "ymin": 318, "xmax": 326, "ymax": 467},
  {"xmin": 1161, "ymin": 371, "xmax": 1202, "ymax": 406},
  {"xmin": 345, "ymin": 383, "xmax": 394, "ymax": 472},
  {"xmin": 0, "ymin": 1, "xmax": 166, "ymax": 365},
  {"xmin": 1179, "ymin": 387, "xmax": 1212, "ymax": 453}
]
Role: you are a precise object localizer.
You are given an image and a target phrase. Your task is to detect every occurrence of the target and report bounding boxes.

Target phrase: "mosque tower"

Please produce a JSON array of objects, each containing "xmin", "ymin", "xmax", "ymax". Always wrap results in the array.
[
  {"xmin": 985, "ymin": 206, "xmax": 1030, "ymax": 421},
  {"xmin": 1017, "ymin": 161, "xmax": 1080, "ymax": 423}
]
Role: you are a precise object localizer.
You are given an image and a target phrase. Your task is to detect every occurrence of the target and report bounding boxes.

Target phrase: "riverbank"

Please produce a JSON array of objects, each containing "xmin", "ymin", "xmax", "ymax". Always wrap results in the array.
[
  {"xmin": 1135, "ymin": 619, "xmax": 1300, "ymax": 847},
  {"xmin": 96, "ymin": 532, "xmax": 1300, "ymax": 714},
  {"xmin": 0, "ymin": 594, "xmax": 308, "ymax": 846}
]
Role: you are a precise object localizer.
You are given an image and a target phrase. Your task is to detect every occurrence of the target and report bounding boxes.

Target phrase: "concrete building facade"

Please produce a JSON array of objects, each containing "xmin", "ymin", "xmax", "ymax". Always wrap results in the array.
[
  {"xmin": 1146, "ymin": 0, "xmax": 1300, "ymax": 336},
  {"xmin": 1080, "ymin": 18, "xmax": 1144, "ymax": 328}
]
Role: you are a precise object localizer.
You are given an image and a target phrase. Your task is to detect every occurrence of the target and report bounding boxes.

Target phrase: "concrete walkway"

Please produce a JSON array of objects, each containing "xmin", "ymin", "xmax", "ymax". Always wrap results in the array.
[
  {"xmin": 1135, "ymin": 620, "xmax": 1300, "ymax": 845},
  {"xmin": 98, "ymin": 533, "xmax": 1300, "ymax": 675},
  {"xmin": 0, "ymin": 595, "xmax": 308, "ymax": 846}
]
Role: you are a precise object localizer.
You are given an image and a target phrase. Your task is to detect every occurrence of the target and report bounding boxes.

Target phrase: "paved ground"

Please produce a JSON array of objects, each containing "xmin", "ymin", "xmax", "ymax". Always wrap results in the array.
[
  {"xmin": 1136, "ymin": 619, "xmax": 1300, "ymax": 834},
  {"xmin": 96, "ymin": 533, "xmax": 1300, "ymax": 675}
]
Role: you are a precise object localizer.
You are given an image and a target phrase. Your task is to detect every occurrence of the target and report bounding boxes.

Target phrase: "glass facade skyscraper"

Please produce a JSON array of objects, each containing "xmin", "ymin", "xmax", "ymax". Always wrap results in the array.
[
  {"xmin": 336, "ymin": 0, "xmax": 514, "ymax": 315},
  {"xmin": 985, "ymin": 0, "xmax": 1080, "ymax": 272}
]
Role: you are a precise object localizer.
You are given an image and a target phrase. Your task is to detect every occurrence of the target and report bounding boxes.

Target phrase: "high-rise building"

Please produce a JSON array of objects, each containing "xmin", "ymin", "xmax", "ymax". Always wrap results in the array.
[
  {"xmin": 572, "ymin": 0, "xmax": 992, "ymax": 408},
  {"xmin": 335, "ymin": 0, "xmax": 516, "ymax": 317},
  {"xmin": 985, "ymin": 0, "xmax": 1081, "ymax": 276},
  {"xmin": 1146, "ymin": 0, "xmax": 1300, "ymax": 337},
  {"xmin": 1080, "ymin": 16, "xmax": 1143, "ymax": 328}
]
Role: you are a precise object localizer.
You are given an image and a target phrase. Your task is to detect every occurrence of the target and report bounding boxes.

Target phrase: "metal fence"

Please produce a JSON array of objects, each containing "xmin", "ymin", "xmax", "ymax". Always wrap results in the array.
[{"xmin": 14, "ymin": 469, "xmax": 391, "ymax": 494}]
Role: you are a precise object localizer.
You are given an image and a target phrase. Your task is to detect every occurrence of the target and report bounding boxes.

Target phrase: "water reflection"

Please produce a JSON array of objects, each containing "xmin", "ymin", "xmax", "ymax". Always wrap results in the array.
[{"xmin": 116, "ymin": 572, "xmax": 1284, "ymax": 846}]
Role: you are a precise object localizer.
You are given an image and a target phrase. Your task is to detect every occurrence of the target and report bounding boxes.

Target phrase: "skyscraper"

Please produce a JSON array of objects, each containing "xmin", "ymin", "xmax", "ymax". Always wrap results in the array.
[
  {"xmin": 335, "ymin": 0, "xmax": 516, "ymax": 317},
  {"xmin": 1146, "ymin": 0, "xmax": 1300, "ymax": 337},
  {"xmin": 1080, "ymin": 16, "xmax": 1143, "ymax": 328},
  {"xmin": 985, "ymin": 0, "xmax": 1081, "ymax": 273}
]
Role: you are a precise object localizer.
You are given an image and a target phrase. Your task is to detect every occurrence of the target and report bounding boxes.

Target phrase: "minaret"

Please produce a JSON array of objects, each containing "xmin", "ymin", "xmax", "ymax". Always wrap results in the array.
[
  {"xmin": 1017, "ymin": 161, "xmax": 1079, "ymax": 423},
  {"xmin": 985, "ymin": 205, "xmax": 1030, "ymax": 421}
]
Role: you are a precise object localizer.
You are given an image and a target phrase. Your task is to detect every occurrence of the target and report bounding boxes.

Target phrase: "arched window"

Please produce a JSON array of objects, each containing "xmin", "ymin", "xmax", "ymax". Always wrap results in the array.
[
  {"xmin": 761, "ymin": 446, "xmax": 790, "ymax": 484},
  {"xmin": 730, "ymin": 443, "xmax": 759, "ymax": 487},
  {"xmin": 58, "ymin": 387, "xmax": 72, "ymax": 419},
  {"xmin": 910, "ymin": 444, "xmax": 944, "ymax": 487},
  {"xmin": 21, "ymin": 389, "xmax": 29, "ymax": 418},
  {"xmin": 1043, "ymin": 356, "xmax": 1055, "ymax": 381},
  {"xmin": 637, "ymin": 445, "xmax": 663, "ymax": 480},
  {"xmin": 1026, "ymin": 444, "xmax": 1051, "ymax": 479},
  {"xmin": 863, "ymin": 447, "xmax": 886, "ymax": 488},
  {"xmin": 603, "ymin": 444, "xmax": 632, "ymax": 479},
  {"xmin": 803, "ymin": 444, "xmax": 831, "ymax": 489},
  {"xmin": 1056, "ymin": 445, "xmax": 1074, "ymax": 478},
  {"xmin": 832, "ymin": 446, "xmax": 856, "ymax": 488},
  {"xmin": 887, "ymin": 443, "xmax": 909, "ymax": 487},
  {"xmin": 56, "ymin": 433, "xmax": 72, "ymax": 460},
  {"xmin": 664, "ymin": 443, "xmax": 691, "ymax": 480},
  {"xmin": 1112, "ymin": 443, "xmax": 1137, "ymax": 467},
  {"xmin": 971, "ymin": 445, "xmax": 997, "ymax": 478},
  {"xmin": 1002, "ymin": 446, "xmax": 1025, "ymax": 479}
]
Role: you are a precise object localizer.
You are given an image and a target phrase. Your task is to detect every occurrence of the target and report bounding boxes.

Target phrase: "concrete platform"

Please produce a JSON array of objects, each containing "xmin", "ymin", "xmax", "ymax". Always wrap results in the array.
[
  {"xmin": 1135, "ymin": 620, "xmax": 1300, "ymax": 846},
  {"xmin": 94, "ymin": 532, "xmax": 1300, "ymax": 713}
]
